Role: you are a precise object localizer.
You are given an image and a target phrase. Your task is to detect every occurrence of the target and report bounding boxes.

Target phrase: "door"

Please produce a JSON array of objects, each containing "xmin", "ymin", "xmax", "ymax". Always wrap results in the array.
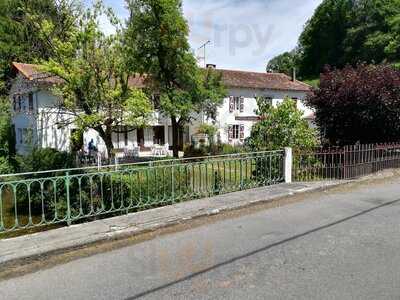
[
  {"xmin": 153, "ymin": 126, "xmax": 165, "ymax": 145},
  {"xmin": 137, "ymin": 128, "xmax": 144, "ymax": 148}
]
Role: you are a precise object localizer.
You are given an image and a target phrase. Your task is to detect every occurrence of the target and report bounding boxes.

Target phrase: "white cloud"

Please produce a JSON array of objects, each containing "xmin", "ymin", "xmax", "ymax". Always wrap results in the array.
[
  {"xmin": 91, "ymin": 0, "xmax": 323, "ymax": 72},
  {"xmin": 183, "ymin": 0, "xmax": 323, "ymax": 71}
]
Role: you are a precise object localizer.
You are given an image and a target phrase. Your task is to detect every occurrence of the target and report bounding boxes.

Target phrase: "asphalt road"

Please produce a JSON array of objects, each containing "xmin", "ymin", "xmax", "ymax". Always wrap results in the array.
[{"xmin": 2, "ymin": 178, "xmax": 400, "ymax": 299}]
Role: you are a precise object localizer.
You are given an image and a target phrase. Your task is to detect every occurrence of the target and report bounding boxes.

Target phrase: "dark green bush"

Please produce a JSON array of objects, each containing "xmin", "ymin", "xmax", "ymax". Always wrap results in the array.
[{"xmin": 16, "ymin": 148, "xmax": 76, "ymax": 174}]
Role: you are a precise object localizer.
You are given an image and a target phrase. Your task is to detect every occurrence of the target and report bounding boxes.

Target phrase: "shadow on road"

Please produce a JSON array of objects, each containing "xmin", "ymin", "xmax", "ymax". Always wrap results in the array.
[{"xmin": 126, "ymin": 197, "xmax": 400, "ymax": 299}]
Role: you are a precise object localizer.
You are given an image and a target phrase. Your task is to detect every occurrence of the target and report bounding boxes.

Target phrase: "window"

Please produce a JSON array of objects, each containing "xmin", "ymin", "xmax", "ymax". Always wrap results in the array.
[
  {"xmin": 18, "ymin": 128, "xmax": 33, "ymax": 145},
  {"xmin": 234, "ymin": 97, "xmax": 240, "ymax": 111},
  {"xmin": 18, "ymin": 128, "xmax": 23, "ymax": 144},
  {"xmin": 228, "ymin": 124, "xmax": 245, "ymax": 141},
  {"xmin": 124, "ymin": 126, "xmax": 128, "ymax": 146},
  {"xmin": 21, "ymin": 97, "xmax": 26, "ymax": 111},
  {"xmin": 264, "ymin": 97, "xmax": 273, "ymax": 105},
  {"xmin": 28, "ymin": 93, "xmax": 34, "ymax": 111},
  {"xmin": 232, "ymin": 125, "xmax": 240, "ymax": 139},
  {"xmin": 23, "ymin": 128, "xmax": 33, "ymax": 144},
  {"xmin": 13, "ymin": 95, "xmax": 17, "ymax": 111},
  {"xmin": 14, "ymin": 95, "xmax": 22, "ymax": 112},
  {"xmin": 152, "ymin": 94, "xmax": 161, "ymax": 109},
  {"xmin": 229, "ymin": 96, "xmax": 244, "ymax": 112}
]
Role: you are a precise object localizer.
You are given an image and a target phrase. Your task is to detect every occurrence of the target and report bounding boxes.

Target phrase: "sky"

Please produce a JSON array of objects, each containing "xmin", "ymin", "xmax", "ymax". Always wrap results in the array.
[{"xmin": 88, "ymin": 0, "xmax": 323, "ymax": 72}]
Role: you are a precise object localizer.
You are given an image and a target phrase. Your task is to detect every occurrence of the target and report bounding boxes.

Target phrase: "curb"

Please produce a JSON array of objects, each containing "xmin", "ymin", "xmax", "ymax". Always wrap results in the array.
[{"xmin": 1, "ymin": 170, "xmax": 398, "ymax": 269}]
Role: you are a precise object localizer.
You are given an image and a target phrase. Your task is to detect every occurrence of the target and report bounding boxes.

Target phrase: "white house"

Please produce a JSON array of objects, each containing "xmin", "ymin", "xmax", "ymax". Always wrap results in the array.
[
  {"xmin": 10, "ymin": 62, "xmax": 313, "ymax": 156},
  {"xmin": 201, "ymin": 66, "xmax": 313, "ymax": 145}
]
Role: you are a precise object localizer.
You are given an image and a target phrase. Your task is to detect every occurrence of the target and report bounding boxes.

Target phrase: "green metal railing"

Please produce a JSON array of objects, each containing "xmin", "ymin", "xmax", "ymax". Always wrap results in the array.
[{"xmin": 0, "ymin": 150, "xmax": 284, "ymax": 233}]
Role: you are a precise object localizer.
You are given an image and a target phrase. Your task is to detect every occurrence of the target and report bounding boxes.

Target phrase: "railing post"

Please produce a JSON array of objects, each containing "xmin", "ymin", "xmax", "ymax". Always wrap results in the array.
[
  {"xmin": 65, "ymin": 171, "xmax": 71, "ymax": 226},
  {"xmin": 115, "ymin": 156, "xmax": 119, "ymax": 171},
  {"xmin": 284, "ymin": 147, "xmax": 293, "ymax": 183},
  {"xmin": 97, "ymin": 152, "xmax": 102, "ymax": 171}
]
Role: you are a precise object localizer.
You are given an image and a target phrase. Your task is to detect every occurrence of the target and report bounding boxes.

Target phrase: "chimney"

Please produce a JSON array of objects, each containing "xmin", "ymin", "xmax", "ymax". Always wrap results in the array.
[
  {"xmin": 292, "ymin": 68, "xmax": 296, "ymax": 82},
  {"xmin": 206, "ymin": 64, "xmax": 216, "ymax": 69}
]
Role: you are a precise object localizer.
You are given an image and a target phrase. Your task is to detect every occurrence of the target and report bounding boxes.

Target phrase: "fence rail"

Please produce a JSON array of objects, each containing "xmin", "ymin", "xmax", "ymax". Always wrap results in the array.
[
  {"xmin": 0, "ymin": 150, "xmax": 284, "ymax": 233},
  {"xmin": 293, "ymin": 143, "xmax": 400, "ymax": 181}
]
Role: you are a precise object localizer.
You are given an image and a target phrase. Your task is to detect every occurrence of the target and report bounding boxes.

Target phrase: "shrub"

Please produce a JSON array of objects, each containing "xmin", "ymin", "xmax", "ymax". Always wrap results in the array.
[
  {"xmin": 183, "ymin": 144, "xmax": 209, "ymax": 158},
  {"xmin": 247, "ymin": 97, "xmax": 317, "ymax": 151},
  {"xmin": 184, "ymin": 143, "xmax": 244, "ymax": 157},
  {"xmin": 16, "ymin": 148, "xmax": 76, "ymax": 174},
  {"xmin": 197, "ymin": 124, "xmax": 218, "ymax": 145},
  {"xmin": 306, "ymin": 64, "xmax": 400, "ymax": 145},
  {"xmin": 13, "ymin": 148, "xmax": 77, "ymax": 218}
]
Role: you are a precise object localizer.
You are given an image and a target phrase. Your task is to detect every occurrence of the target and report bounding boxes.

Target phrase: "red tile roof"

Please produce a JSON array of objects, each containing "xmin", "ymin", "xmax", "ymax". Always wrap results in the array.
[
  {"xmin": 216, "ymin": 69, "xmax": 311, "ymax": 92},
  {"xmin": 12, "ymin": 62, "xmax": 311, "ymax": 92},
  {"xmin": 12, "ymin": 62, "xmax": 64, "ymax": 85}
]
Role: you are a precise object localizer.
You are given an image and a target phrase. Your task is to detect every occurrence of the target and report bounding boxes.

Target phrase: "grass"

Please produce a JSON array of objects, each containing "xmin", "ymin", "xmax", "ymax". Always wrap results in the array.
[
  {"xmin": 0, "ymin": 155, "xmax": 283, "ymax": 238},
  {"xmin": 303, "ymin": 78, "xmax": 320, "ymax": 88}
]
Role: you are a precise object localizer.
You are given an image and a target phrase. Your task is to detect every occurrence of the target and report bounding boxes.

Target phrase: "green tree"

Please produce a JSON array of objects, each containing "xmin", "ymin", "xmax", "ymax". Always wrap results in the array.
[
  {"xmin": 39, "ymin": 2, "xmax": 153, "ymax": 158},
  {"xmin": 267, "ymin": 50, "xmax": 299, "ymax": 76},
  {"xmin": 295, "ymin": 0, "xmax": 400, "ymax": 79},
  {"xmin": 0, "ymin": 0, "xmax": 79, "ymax": 96},
  {"xmin": 125, "ymin": 0, "xmax": 226, "ymax": 157},
  {"xmin": 0, "ymin": 97, "xmax": 16, "ymax": 173},
  {"xmin": 247, "ymin": 98, "xmax": 317, "ymax": 151},
  {"xmin": 344, "ymin": 0, "xmax": 400, "ymax": 65},
  {"xmin": 297, "ymin": 0, "xmax": 351, "ymax": 78}
]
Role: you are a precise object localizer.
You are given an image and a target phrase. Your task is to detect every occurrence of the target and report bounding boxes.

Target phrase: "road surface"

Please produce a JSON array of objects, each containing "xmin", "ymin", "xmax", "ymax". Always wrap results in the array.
[{"xmin": 2, "ymin": 178, "xmax": 400, "ymax": 299}]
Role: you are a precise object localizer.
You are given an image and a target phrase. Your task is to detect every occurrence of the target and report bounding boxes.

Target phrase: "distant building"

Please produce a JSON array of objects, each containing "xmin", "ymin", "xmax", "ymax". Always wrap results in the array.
[{"xmin": 10, "ymin": 62, "xmax": 313, "ymax": 156}]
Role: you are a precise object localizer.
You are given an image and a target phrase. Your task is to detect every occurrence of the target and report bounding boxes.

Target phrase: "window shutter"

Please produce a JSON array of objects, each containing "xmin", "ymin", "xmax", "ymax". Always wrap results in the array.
[
  {"xmin": 228, "ymin": 125, "xmax": 233, "ymax": 141},
  {"xmin": 239, "ymin": 97, "xmax": 244, "ymax": 112},
  {"xmin": 28, "ymin": 93, "xmax": 34, "ymax": 111},
  {"xmin": 13, "ymin": 95, "xmax": 17, "ymax": 111},
  {"xmin": 17, "ymin": 95, "xmax": 21, "ymax": 112},
  {"xmin": 229, "ymin": 96, "xmax": 234, "ymax": 113},
  {"xmin": 240, "ymin": 125, "xmax": 245, "ymax": 140}
]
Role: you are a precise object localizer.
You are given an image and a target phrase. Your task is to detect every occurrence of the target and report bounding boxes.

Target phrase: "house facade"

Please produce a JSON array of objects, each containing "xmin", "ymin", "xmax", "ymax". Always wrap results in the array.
[
  {"xmin": 205, "ymin": 68, "xmax": 313, "ymax": 145},
  {"xmin": 10, "ymin": 62, "xmax": 313, "ymax": 156}
]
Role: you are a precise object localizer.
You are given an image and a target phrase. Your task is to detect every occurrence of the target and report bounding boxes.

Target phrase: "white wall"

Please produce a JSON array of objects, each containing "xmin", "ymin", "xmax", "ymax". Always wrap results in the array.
[
  {"xmin": 11, "ymin": 73, "xmax": 314, "ymax": 155},
  {"xmin": 11, "ymin": 76, "xmax": 75, "ymax": 155},
  {"xmin": 203, "ymin": 87, "xmax": 313, "ymax": 145}
]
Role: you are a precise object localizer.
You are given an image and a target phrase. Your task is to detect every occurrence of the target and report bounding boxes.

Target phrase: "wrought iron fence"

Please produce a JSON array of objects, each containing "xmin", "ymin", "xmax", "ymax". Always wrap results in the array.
[
  {"xmin": 293, "ymin": 143, "xmax": 400, "ymax": 181},
  {"xmin": 0, "ymin": 150, "xmax": 284, "ymax": 233}
]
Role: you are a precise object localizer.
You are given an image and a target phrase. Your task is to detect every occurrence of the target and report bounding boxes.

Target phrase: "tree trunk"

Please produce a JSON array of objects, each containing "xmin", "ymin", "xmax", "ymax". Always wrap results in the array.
[
  {"xmin": 96, "ymin": 126, "xmax": 114, "ymax": 161},
  {"xmin": 171, "ymin": 116, "xmax": 180, "ymax": 158}
]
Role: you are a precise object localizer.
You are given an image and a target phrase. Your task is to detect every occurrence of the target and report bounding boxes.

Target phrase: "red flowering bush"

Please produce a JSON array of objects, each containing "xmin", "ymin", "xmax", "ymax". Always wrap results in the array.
[{"xmin": 307, "ymin": 64, "xmax": 400, "ymax": 145}]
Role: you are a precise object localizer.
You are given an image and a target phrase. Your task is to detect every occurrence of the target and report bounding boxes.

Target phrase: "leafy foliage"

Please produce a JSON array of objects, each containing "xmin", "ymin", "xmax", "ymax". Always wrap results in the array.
[
  {"xmin": 17, "ymin": 148, "xmax": 76, "ymax": 173},
  {"xmin": 0, "ymin": 97, "xmax": 16, "ymax": 172},
  {"xmin": 266, "ymin": 50, "xmax": 299, "ymax": 76},
  {"xmin": 0, "ymin": 0, "xmax": 79, "ymax": 96},
  {"xmin": 270, "ymin": 0, "xmax": 400, "ymax": 79},
  {"xmin": 125, "ymin": 0, "xmax": 226, "ymax": 157},
  {"xmin": 39, "ymin": 2, "xmax": 153, "ymax": 157},
  {"xmin": 306, "ymin": 64, "xmax": 400, "ymax": 146},
  {"xmin": 297, "ymin": 0, "xmax": 351, "ymax": 78},
  {"xmin": 247, "ymin": 98, "xmax": 317, "ymax": 151},
  {"xmin": 197, "ymin": 124, "xmax": 218, "ymax": 145}
]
